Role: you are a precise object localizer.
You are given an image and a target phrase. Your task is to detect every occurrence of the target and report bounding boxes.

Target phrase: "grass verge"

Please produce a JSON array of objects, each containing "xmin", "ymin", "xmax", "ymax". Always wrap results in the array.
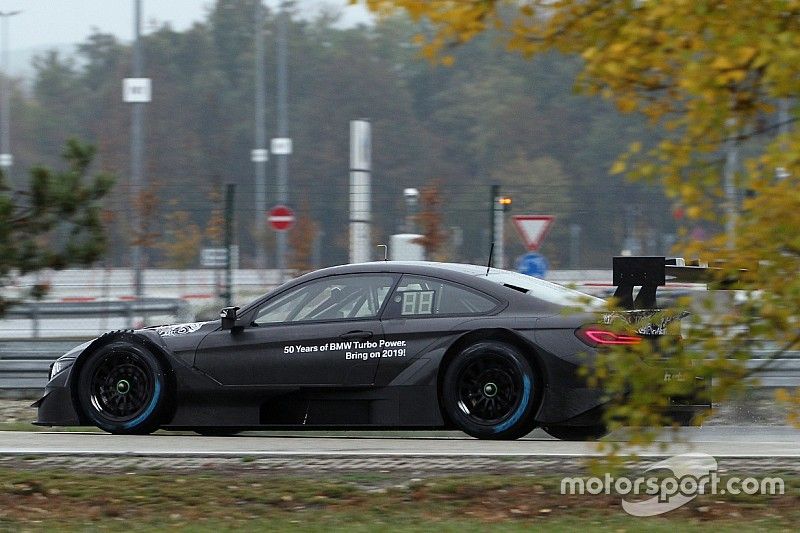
[{"xmin": 0, "ymin": 468, "xmax": 796, "ymax": 531}]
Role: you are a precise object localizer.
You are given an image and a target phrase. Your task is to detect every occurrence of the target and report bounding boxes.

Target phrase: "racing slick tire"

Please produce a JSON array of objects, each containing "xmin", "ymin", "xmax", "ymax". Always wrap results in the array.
[
  {"xmin": 442, "ymin": 341, "xmax": 539, "ymax": 440},
  {"xmin": 76, "ymin": 341, "xmax": 168, "ymax": 435},
  {"xmin": 542, "ymin": 424, "xmax": 608, "ymax": 441}
]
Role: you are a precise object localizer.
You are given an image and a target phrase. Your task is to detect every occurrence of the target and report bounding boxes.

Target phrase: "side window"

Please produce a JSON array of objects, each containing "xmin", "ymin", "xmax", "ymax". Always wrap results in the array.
[
  {"xmin": 386, "ymin": 275, "xmax": 498, "ymax": 318},
  {"xmin": 254, "ymin": 275, "xmax": 396, "ymax": 325}
]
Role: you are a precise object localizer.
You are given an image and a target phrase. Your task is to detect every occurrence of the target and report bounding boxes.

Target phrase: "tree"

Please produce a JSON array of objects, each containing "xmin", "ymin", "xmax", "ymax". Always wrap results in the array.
[
  {"xmin": 157, "ymin": 208, "xmax": 202, "ymax": 269},
  {"xmin": 288, "ymin": 200, "xmax": 320, "ymax": 274},
  {"xmin": 14, "ymin": 2, "xmax": 675, "ymax": 268},
  {"xmin": 358, "ymin": 0, "xmax": 800, "ymax": 447},
  {"xmin": 413, "ymin": 184, "xmax": 449, "ymax": 261},
  {"xmin": 0, "ymin": 139, "xmax": 113, "ymax": 312}
]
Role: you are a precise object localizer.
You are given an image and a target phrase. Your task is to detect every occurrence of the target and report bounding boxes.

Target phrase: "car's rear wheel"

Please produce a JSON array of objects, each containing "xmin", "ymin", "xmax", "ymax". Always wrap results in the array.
[
  {"xmin": 442, "ymin": 341, "xmax": 538, "ymax": 440},
  {"xmin": 542, "ymin": 424, "xmax": 608, "ymax": 441},
  {"xmin": 76, "ymin": 341, "xmax": 167, "ymax": 435}
]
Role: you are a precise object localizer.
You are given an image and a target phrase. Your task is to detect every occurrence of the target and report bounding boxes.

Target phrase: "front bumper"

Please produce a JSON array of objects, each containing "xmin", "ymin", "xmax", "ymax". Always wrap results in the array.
[{"xmin": 32, "ymin": 369, "xmax": 82, "ymax": 426}]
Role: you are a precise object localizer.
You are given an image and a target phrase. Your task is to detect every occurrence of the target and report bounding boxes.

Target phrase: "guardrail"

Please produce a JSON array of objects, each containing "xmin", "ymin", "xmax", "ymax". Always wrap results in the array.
[
  {"xmin": 3, "ymin": 268, "xmax": 285, "ymax": 303},
  {"xmin": 2, "ymin": 298, "xmax": 194, "ymax": 338},
  {"xmin": 747, "ymin": 349, "xmax": 800, "ymax": 388},
  {"xmin": 0, "ymin": 339, "xmax": 85, "ymax": 392},
  {"xmin": 1, "ymin": 338, "xmax": 798, "ymax": 396}
]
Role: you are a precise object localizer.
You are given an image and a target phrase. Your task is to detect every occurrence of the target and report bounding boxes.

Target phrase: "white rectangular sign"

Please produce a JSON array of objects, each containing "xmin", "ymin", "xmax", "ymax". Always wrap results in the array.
[
  {"xmin": 123, "ymin": 78, "xmax": 152, "ymax": 103},
  {"xmin": 251, "ymin": 149, "xmax": 269, "ymax": 162},
  {"xmin": 270, "ymin": 138, "xmax": 293, "ymax": 155},
  {"xmin": 201, "ymin": 246, "xmax": 239, "ymax": 268}
]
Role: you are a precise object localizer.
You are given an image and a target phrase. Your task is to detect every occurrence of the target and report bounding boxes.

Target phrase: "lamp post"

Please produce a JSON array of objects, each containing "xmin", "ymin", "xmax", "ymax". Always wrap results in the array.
[
  {"xmin": 273, "ymin": 1, "xmax": 291, "ymax": 279},
  {"xmin": 124, "ymin": 0, "xmax": 150, "ymax": 299},
  {"xmin": 253, "ymin": 1, "xmax": 268, "ymax": 269},
  {"xmin": 723, "ymin": 118, "xmax": 739, "ymax": 250},
  {"xmin": 0, "ymin": 10, "xmax": 21, "ymax": 174}
]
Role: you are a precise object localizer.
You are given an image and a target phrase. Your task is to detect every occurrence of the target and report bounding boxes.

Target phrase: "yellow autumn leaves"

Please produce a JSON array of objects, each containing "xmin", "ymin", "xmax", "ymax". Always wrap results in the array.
[{"xmin": 357, "ymin": 0, "xmax": 800, "ymax": 440}]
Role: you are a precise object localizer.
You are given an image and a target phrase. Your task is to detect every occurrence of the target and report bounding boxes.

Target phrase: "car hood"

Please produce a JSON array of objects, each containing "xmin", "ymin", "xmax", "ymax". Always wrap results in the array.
[{"xmin": 143, "ymin": 320, "xmax": 219, "ymax": 337}]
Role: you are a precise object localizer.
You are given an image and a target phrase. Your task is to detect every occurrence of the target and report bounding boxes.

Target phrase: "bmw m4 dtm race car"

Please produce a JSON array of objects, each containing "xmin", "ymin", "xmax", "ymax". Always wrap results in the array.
[{"xmin": 34, "ymin": 257, "xmax": 708, "ymax": 440}]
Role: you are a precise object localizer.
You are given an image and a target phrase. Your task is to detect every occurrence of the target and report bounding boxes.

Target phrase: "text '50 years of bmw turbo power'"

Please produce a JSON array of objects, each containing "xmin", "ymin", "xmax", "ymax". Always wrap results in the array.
[{"xmin": 33, "ymin": 258, "xmax": 709, "ymax": 441}]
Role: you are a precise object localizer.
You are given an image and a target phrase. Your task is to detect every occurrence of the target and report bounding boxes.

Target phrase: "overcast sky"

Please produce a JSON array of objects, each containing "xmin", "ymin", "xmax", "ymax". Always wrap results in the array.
[{"xmin": 2, "ymin": 0, "xmax": 371, "ymax": 73}]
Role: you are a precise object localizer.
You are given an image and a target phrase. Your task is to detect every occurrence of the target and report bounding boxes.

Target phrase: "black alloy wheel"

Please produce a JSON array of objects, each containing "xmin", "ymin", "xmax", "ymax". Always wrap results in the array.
[
  {"xmin": 442, "ymin": 341, "xmax": 539, "ymax": 440},
  {"xmin": 77, "ymin": 341, "xmax": 167, "ymax": 435},
  {"xmin": 457, "ymin": 354, "xmax": 521, "ymax": 425}
]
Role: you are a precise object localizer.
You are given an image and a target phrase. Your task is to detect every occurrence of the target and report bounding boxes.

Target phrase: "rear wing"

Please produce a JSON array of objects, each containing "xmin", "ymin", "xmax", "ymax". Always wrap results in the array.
[{"xmin": 612, "ymin": 256, "xmax": 726, "ymax": 310}]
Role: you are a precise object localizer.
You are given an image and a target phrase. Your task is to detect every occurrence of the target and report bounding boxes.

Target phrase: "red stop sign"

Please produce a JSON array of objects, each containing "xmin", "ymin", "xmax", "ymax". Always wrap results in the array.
[{"xmin": 268, "ymin": 205, "xmax": 295, "ymax": 231}]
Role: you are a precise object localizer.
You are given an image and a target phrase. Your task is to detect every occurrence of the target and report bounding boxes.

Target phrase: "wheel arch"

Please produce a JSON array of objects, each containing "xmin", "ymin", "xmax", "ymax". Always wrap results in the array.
[
  {"xmin": 69, "ymin": 331, "xmax": 177, "ymax": 425},
  {"xmin": 436, "ymin": 328, "xmax": 546, "ymax": 428}
]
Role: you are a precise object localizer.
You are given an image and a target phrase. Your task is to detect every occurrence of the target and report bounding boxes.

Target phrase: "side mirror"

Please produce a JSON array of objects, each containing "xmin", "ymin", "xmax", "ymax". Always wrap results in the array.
[{"xmin": 220, "ymin": 306, "xmax": 240, "ymax": 331}]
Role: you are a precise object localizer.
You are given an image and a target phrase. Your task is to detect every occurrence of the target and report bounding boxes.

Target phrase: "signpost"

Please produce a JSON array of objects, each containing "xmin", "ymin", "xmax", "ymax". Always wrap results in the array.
[
  {"xmin": 512, "ymin": 215, "xmax": 554, "ymax": 251},
  {"xmin": 223, "ymin": 184, "xmax": 236, "ymax": 306},
  {"xmin": 512, "ymin": 215, "xmax": 554, "ymax": 278},
  {"xmin": 268, "ymin": 204, "xmax": 295, "ymax": 232},
  {"xmin": 517, "ymin": 252, "xmax": 548, "ymax": 279}
]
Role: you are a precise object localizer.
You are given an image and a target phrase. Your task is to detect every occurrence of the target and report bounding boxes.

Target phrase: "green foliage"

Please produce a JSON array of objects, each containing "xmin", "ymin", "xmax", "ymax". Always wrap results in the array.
[{"xmin": 0, "ymin": 139, "xmax": 113, "ymax": 311}]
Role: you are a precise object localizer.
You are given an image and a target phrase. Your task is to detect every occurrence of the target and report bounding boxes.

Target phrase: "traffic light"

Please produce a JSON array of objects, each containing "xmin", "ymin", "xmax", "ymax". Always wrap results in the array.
[{"xmin": 498, "ymin": 196, "xmax": 512, "ymax": 212}]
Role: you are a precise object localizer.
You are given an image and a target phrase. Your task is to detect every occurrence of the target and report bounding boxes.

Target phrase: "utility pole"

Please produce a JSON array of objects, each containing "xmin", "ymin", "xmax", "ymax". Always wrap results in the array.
[
  {"xmin": 223, "ymin": 184, "xmax": 236, "ymax": 307},
  {"xmin": 489, "ymin": 184, "xmax": 499, "ymax": 265},
  {"xmin": 489, "ymin": 184, "xmax": 510, "ymax": 269},
  {"xmin": 127, "ymin": 0, "xmax": 148, "ymax": 299},
  {"xmin": 253, "ymin": 1, "xmax": 268, "ymax": 269},
  {"xmin": 0, "ymin": 10, "xmax": 21, "ymax": 176},
  {"xmin": 723, "ymin": 118, "xmax": 739, "ymax": 249},
  {"xmin": 403, "ymin": 188, "xmax": 419, "ymax": 233},
  {"xmin": 273, "ymin": 1, "xmax": 291, "ymax": 278},
  {"xmin": 776, "ymin": 98, "xmax": 791, "ymax": 181},
  {"xmin": 569, "ymin": 223, "xmax": 581, "ymax": 269}
]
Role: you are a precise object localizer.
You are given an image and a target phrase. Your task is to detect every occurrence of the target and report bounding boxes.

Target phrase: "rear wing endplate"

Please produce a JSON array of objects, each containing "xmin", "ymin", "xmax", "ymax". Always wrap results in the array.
[{"xmin": 612, "ymin": 256, "xmax": 718, "ymax": 310}]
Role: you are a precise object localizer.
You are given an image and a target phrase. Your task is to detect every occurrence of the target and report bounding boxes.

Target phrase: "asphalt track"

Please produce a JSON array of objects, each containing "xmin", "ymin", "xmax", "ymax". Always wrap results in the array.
[{"xmin": 1, "ymin": 426, "xmax": 798, "ymax": 458}]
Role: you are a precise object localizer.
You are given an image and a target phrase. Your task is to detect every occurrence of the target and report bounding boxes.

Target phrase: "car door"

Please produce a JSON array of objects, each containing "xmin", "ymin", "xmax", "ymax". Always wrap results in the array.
[
  {"xmin": 377, "ymin": 274, "xmax": 502, "ymax": 384},
  {"xmin": 194, "ymin": 273, "xmax": 398, "ymax": 387}
]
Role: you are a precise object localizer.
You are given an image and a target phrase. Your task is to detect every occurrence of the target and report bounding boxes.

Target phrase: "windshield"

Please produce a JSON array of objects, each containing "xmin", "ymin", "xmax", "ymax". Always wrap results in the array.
[{"xmin": 483, "ymin": 270, "xmax": 605, "ymax": 309}]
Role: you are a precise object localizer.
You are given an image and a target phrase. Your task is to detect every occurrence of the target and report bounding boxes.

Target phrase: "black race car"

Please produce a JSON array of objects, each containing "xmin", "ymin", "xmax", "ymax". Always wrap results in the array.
[{"xmin": 34, "ymin": 258, "xmax": 708, "ymax": 440}]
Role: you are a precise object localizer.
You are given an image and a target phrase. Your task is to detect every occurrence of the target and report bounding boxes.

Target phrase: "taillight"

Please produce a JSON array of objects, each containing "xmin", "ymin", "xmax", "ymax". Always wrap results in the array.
[{"xmin": 576, "ymin": 327, "xmax": 642, "ymax": 346}]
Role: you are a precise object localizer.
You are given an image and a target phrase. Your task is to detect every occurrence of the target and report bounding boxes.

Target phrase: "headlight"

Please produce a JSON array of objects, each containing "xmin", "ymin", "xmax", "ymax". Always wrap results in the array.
[
  {"xmin": 49, "ymin": 341, "xmax": 92, "ymax": 381},
  {"xmin": 49, "ymin": 359, "xmax": 75, "ymax": 380}
]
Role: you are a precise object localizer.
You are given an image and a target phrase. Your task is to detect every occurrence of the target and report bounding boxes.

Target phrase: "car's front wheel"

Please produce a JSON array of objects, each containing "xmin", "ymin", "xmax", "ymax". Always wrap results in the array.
[
  {"xmin": 76, "ymin": 341, "xmax": 168, "ymax": 435},
  {"xmin": 442, "ymin": 341, "xmax": 539, "ymax": 440}
]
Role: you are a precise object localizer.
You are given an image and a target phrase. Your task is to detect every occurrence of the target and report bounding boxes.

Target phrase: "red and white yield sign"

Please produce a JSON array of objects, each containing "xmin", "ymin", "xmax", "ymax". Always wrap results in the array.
[
  {"xmin": 512, "ymin": 215, "xmax": 554, "ymax": 251},
  {"xmin": 268, "ymin": 205, "xmax": 295, "ymax": 232}
]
